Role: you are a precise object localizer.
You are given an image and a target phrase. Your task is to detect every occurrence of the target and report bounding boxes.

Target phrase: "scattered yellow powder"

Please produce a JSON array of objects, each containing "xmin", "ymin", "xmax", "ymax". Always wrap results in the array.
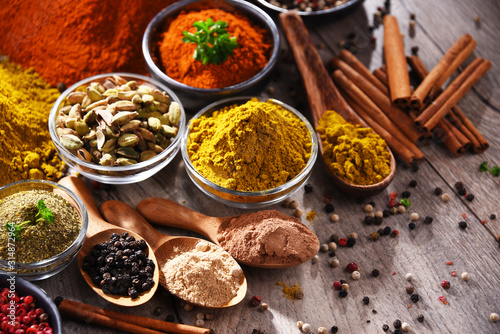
[
  {"xmin": 305, "ymin": 210, "xmax": 316, "ymax": 221},
  {"xmin": 277, "ymin": 281, "xmax": 303, "ymax": 301}
]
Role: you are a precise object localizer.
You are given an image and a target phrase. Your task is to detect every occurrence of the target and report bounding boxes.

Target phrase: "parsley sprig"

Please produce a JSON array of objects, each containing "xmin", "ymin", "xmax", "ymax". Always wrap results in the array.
[
  {"xmin": 479, "ymin": 161, "xmax": 500, "ymax": 177},
  {"xmin": 182, "ymin": 18, "xmax": 238, "ymax": 65},
  {"xmin": 5, "ymin": 200, "xmax": 55, "ymax": 241}
]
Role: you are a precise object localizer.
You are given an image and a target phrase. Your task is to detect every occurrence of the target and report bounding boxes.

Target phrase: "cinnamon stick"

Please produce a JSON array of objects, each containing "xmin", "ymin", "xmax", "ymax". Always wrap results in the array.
[
  {"xmin": 408, "ymin": 55, "xmax": 489, "ymax": 153},
  {"xmin": 436, "ymin": 119, "xmax": 467, "ymax": 156},
  {"xmin": 417, "ymin": 58, "xmax": 491, "ymax": 133},
  {"xmin": 383, "ymin": 15, "xmax": 412, "ymax": 108},
  {"xmin": 333, "ymin": 69, "xmax": 425, "ymax": 163},
  {"xmin": 279, "ymin": 11, "xmax": 365, "ymax": 127},
  {"xmin": 56, "ymin": 298, "xmax": 212, "ymax": 334},
  {"xmin": 337, "ymin": 49, "xmax": 389, "ymax": 96},
  {"xmin": 447, "ymin": 109, "xmax": 480, "ymax": 149},
  {"xmin": 373, "ymin": 68, "xmax": 389, "ymax": 87},
  {"xmin": 410, "ymin": 34, "xmax": 476, "ymax": 110},
  {"xmin": 331, "ymin": 57, "xmax": 423, "ymax": 143},
  {"xmin": 343, "ymin": 94, "xmax": 416, "ymax": 166}
]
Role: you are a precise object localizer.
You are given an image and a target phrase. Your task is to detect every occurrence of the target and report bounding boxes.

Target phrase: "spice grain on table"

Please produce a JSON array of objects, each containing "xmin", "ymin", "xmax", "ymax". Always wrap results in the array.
[{"xmin": 0, "ymin": 0, "xmax": 499, "ymax": 333}]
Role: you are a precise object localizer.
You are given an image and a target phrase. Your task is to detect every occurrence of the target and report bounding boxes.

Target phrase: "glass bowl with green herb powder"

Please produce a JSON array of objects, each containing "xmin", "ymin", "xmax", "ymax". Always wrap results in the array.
[{"xmin": 0, "ymin": 180, "xmax": 88, "ymax": 280}]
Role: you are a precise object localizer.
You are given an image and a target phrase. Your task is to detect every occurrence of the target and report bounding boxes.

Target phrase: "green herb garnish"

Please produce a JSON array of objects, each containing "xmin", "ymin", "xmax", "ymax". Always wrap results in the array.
[
  {"xmin": 479, "ymin": 161, "xmax": 489, "ymax": 172},
  {"xmin": 400, "ymin": 198, "xmax": 411, "ymax": 208},
  {"xmin": 491, "ymin": 166, "xmax": 500, "ymax": 177},
  {"xmin": 36, "ymin": 199, "xmax": 55, "ymax": 224},
  {"xmin": 4, "ymin": 200, "xmax": 55, "ymax": 241},
  {"xmin": 182, "ymin": 18, "xmax": 238, "ymax": 65}
]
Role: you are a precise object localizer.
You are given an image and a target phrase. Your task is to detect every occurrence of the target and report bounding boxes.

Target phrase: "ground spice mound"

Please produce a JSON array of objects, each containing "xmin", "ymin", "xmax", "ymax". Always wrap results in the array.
[
  {"xmin": 159, "ymin": 8, "xmax": 271, "ymax": 89},
  {"xmin": 162, "ymin": 241, "xmax": 243, "ymax": 307},
  {"xmin": 0, "ymin": 59, "xmax": 66, "ymax": 187},
  {"xmin": 217, "ymin": 210, "xmax": 319, "ymax": 266},
  {"xmin": 187, "ymin": 99, "xmax": 312, "ymax": 191},
  {"xmin": 0, "ymin": 0, "xmax": 177, "ymax": 86}
]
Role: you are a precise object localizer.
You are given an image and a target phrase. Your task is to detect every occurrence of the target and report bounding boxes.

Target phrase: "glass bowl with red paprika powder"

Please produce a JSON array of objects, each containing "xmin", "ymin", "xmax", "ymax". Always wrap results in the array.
[{"xmin": 143, "ymin": 0, "xmax": 280, "ymax": 110}]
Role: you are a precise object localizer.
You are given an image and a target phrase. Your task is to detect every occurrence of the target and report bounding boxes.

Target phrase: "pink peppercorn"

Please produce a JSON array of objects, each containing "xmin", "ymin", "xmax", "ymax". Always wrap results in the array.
[
  {"xmin": 339, "ymin": 238, "xmax": 347, "ymax": 246},
  {"xmin": 333, "ymin": 281, "xmax": 342, "ymax": 290},
  {"xmin": 249, "ymin": 296, "xmax": 261, "ymax": 306},
  {"xmin": 389, "ymin": 192, "xmax": 398, "ymax": 199},
  {"xmin": 346, "ymin": 262, "xmax": 359, "ymax": 272},
  {"xmin": 451, "ymin": 271, "xmax": 458, "ymax": 277},
  {"xmin": 462, "ymin": 213, "xmax": 467, "ymax": 219},
  {"xmin": 481, "ymin": 220, "xmax": 487, "ymax": 225},
  {"xmin": 441, "ymin": 280, "xmax": 451, "ymax": 289},
  {"xmin": 446, "ymin": 261, "xmax": 453, "ymax": 265}
]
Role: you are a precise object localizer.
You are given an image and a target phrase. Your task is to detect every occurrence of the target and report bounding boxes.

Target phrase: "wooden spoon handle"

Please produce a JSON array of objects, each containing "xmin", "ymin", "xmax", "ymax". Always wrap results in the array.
[
  {"xmin": 58, "ymin": 176, "xmax": 108, "ymax": 235},
  {"xmin": 137, "ymin": 198, "xmax": 218, "ymax": 241},
  {"xmin": 100, "ymin": 200, "xmax": 169, "ymax": 252}
]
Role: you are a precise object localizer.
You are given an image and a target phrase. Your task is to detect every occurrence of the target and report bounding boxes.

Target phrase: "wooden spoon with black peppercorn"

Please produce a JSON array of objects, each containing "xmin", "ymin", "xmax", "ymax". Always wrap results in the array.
[
  {"xmin": 99, "ymin": 200, "xmax": 248, "ymax": 309},
  {"xmin": 58, "ymin": 176, "xmax": 160, "ymax": 307}
]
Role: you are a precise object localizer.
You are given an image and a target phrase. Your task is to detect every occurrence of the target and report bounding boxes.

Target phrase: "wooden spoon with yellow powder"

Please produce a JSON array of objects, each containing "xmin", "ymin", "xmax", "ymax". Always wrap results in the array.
[{"xmin": 137, "ymin": 197, "xmax": 320, "ymax": 268}]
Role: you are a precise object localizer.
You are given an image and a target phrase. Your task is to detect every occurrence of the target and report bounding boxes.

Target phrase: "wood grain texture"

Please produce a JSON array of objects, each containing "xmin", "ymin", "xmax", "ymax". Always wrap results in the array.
[{"xmin": 30, "ymin": 0, "xmax": 500, "ymax": 333}]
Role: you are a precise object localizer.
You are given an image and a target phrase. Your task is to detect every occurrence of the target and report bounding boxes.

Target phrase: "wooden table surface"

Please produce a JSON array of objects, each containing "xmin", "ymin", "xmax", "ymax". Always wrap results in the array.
[{"xmin": 36, "ymin": 0, "xmax": 500, "ymax": 333}]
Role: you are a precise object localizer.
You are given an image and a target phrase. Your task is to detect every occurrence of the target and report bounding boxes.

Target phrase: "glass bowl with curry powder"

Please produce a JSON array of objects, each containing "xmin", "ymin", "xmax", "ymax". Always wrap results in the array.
[
  {"xmin": 181, "ymin": 97, "xmax": 318, "ymax": 208},
  {"xmin": 0, "ymin": 180, "xmax": 88, "ymax": 280}
]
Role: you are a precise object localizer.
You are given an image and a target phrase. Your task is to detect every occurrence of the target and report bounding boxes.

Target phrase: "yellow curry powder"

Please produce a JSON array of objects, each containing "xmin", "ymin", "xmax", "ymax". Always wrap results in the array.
[
  {"xmin": 0, "ymin": 58, "xmax": 66, "ymax": 187},
  {"xmin": 277, "ymin": 281, "xmax": 303, "ymax": 301},
  {"xmin": 305, "ymin": 210, "xmax": 316, "ymax": 221},
  {"xmin": 316, "ymin": 110, "xmax": 390, "ymax": 185},
  {"xmin": 187, "ymin": 99, "xmax": 312, "ymax": 192}
]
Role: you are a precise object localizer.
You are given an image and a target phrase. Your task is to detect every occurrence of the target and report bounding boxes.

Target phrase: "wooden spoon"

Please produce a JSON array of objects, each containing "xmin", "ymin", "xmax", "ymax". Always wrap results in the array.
[
  {"xmin": 99, "ymin": 200, "xmax": 247, "ymax": 309},
  {"xmin": 58, "ymin": 176, "xmax": 159, "ymax": 307},
  {"xmin": 136, "ymin": 198, "xmax": 320, "ymax": 268},
  {"xmin": 280, "ymin": 11, "xmax": 396, "ymax": 197}
]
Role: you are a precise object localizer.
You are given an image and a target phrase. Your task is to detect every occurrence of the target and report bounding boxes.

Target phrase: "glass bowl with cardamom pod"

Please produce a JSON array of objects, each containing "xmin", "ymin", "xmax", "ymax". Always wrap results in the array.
[
  {"xmin": 0, "ymin": 179, "xmax": 88, "ymax": 280},
  {"xmin": 48, "ymin": 73, "xmax": 186, "ymax": 184},
  {"xmin": 181, "ymin": 96, "xmax": 318, "ymax": 208}
]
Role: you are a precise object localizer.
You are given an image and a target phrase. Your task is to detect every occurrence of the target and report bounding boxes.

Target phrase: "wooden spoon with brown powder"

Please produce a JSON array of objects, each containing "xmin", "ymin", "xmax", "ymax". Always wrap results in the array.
[{"xmin": 137, "ymin": 198, "xmax": 320, "ymax": 268}]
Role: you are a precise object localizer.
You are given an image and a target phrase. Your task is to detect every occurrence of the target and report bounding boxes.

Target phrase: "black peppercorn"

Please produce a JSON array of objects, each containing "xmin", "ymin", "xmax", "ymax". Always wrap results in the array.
[
  {"xmin": 339, "ymin": 290, "xmax": 348, "ymax": 298},
  {"xmin": 411, "ymin": 293, "xmax": 419, "ymax": 302},
  {"xmin": 364, "ymin": 216, "xmax": 375, "ymax": 225},
  {"xmin": 455, "ymin": 181, "xmax": 464, "ymax": 190},
  {"xmin": 459, "ymin": 221, "xmax": 467, "ymax": 229},
  {"xmin": 329, "ymin": 251, "xmax": 336, "ymax": 257},
  {"xmin": 393, "ymin": 319, "xmax": 402, "ymax": 328},
  {"xmin": 458, "ymin": 188, "xmax": 467, "ymax": 196},
  {"xmin": 382, "ymin": 324, "xmax": 389, "ymax": 331},
  {"xmin": 166, "ymin": 314, "xmax": 175, "ymax": 322},
  {"xmin": 371, "ymin": 269, "xmax": 380, "ymax": 277},
  {"xmin": 331, "ymin": 326, "xmax": 339, "ymax": 333},
  {"xmin": 383, "ymin": 209, "xmax": 391, "ymax": 217},
  {"xmin": 409, "ymin": 222, "xmax": 416, "ymax": 230},
  {"xmin": 374, "ymin": 216, "xmax": 383, "ymax": 225},
  {"xmin": 383, "ymin": 226, "xmax": 392, "ymax": 235},
  {"xmin": 394, "ymin": 329, "xmax": 403, "ymax": 334},
  {"xmin": 434, "ymin": 187, "xmax": 443, "ymax": 195},
  {"xmin": 402, "ymin": 191, "xmax": 411, "ymax": 198},
  {"xmin": 325, "ymin": 203, "xmax": 335, "ymax": 213},
  {"xmin": 330, "ymin": 234, "xmax": 339, "ymax": 243},
  {"xmin": 346, "ymin": 238, "xmax": 356, "ymax": 247},
  {"xmin": 57, "ymin": 82, "xmax": 67, "ymax": 93},
  {"xmin": 409, "ymin": 180, "xmax": 417, "ymax": 187},
  {"xmin": 153, "ymin": 307, "xmax": 161, "ymax": 316},
  {"xmin": 466, "ymin": 194, "xmax": 474, "ymax": 201},
  {"xmin": 411, "ymin": 164, "xmax": 419, "ymax": 172},
  {"xmin": 362, "ymin": 296, "xmax": 370, "ymax": 305},
  {"xmin": 368, "ymin": 201, "xmax": 375, "ymax": 207},
  {"xmin": 490, "ymin": 214, "xmax": 496, "ymax": 220},
  {"xmin": 304, "ymin": 184, "xmax": 313, "ymax": 193},
  {"xmin": 424, "ymin": 216, "xmax": 433, "ymax": 224},
  {"xmin": 417, "ymin": 314, "xmax": 425, "ymax": 322},
  {"xmin": 377, "ymin": 228, "xmax": 384, "ymax": 236}
]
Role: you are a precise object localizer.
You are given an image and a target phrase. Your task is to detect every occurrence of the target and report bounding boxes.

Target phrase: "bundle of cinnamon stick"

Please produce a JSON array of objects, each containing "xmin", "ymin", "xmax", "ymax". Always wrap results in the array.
[{"xmin": 332, "ymin": 14, "xmax": 489, "ymax": 158}]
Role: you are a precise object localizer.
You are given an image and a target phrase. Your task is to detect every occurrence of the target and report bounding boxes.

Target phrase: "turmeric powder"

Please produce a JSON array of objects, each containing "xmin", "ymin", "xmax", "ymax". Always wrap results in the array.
[
  {"xmin": 316, "ymin": 110, "xmax": 390, "ymax": 185},
  {"xmin": 0, "ymin": 58, "xmax": 66, "ymax": 187},
  {"xmin": 277, "ymin": 281, "xmax": 303, "ymax": 301},
  {"xmin": 187, "ymin": 99, "xmax": 312, "ymax": 192}
]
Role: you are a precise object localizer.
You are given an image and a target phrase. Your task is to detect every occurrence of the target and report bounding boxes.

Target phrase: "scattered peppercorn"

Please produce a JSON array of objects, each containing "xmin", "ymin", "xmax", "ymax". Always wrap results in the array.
[
  {"xmin": 329, "ymin": 234, "xmax": 339, "ymax": 243},
  {"xmin": 331, "ymin": 259, "xmax": 340, "ymax": 268},
  {"xmin": 402, "ymin": 191, "xmax": 411, "ymax": 198},
  {"xmin": 398, "ymin": 205, "xmax": 406, "ymax": 213},
  {"xmin": 382, "ymin": 324, "xmax": 390, "ymax": 331},
  {"xmin": 364, "ymin": 216, "xmax": 375, "ymax": 225},
  {"xmin": 383, "ymin": 226, "xmax": 392, "ymax": 235},
  {"xmin": 370, "ymin": 231, "xmax": 381, "ymax": 240},
  {"xmin": 406, "ymin": 286, "xmax": 414, "ymax": 294},
  {"xmin": 153, "ymin": 307, "xmax": 161, "ymax": 316},
  {"xmin": 375, "ymin": 210, "xmax": 384, "ymax": 218},
  {"xmin": 250, "ymin": 295, "xmax": 261, "ymax": 306},
  {"xmin": 346, "ymin": 238, "xmax": 356, "ymax": 247},
  {"xmin": 434, "ymin": 187, "xmax": 443, "ymax": 195},
  {"xmin": 446, "ymin": 261, "xmax": 453, "ymax": 265},
  {"xmin": 377, "ymin": 228, "xmax": 384, "ymax": 236},
  {"xmin": 466, "ymin": 194, "xmax": 475, "ymax": 202},
  {"xmin": 490, "ymin": 214, "xmax": 496, "ymax": 220},
  {"xmin": 374, "ymin": 216, "xmax": 383, "ymax": 225},
  {"xmin": 458, "ymin": 221, "xmax": 467, "ymax": 229},
  {"xmin": 411, "ymin": 46, "xmax": 419, "ymax": 55},
  {"xmin": 408, "ymin": 222, "xmax": 416, "ymax": 230},
  {"xmin": 401, "ymin": 322, "xmax": 410, "ymax": 332},
  {"xmin": 166, "ymin": 314, "xmax": 175, "ymax": 322},
  {"xmin": 304, "ymin": 184, "xmax": 313, "ymax": 193},
  {"xmin": 312, "ymin": 255, "xmax": 320, "ymax": 264},
  {"xmin": 294, "ymin": 209, "xmax": 303, "ymax": 218},
  {"xmin": 393, "ymin": 319, "xmax": 402, "ymax": 328},
  {"xmin": 441, "ymin": 280, "xmax": 451, "ymax": 289},
  {"xmin": 442, "ymin": 193, "xmax": 451, "ymax": 202},
  {"xmin": 320, "ymin": 244, "xmax": 329, "ymax": 252},
  {"xmin": 339, "ymin": 238, "xmax": 347, "ymax": 246},
  {"xmin": 260, "ymin": 303, "xmax": 268, "ymax": 311},
  {"xmin": 458, "ymin": 188, "xmax": 467, "ymax": 196},
  {"xmin": 390, "ymin": 230, "xmax": 399, "ymax": 238},
  {"xmin": 362, "ymin": 296, "xmax": 370, "ymax": 305},
  {"xmin": 352, "ymin": 271, "xmax": 361, "ymax": 280},
  {"xmin": 383, "ymin": 209, "xmax": 391, "ymax": 217},
  {"xmin": 339, "ymin": 290, "xmax": 348, "ymax": 298},
  {"xmin": 424, "ymin": 216, "xmax": 433, "ymax": 224},
  {"xmin": 372, "ymin": 310, "xmax": 378, "ymax": 314},
  {"xmin": 455, "ymin": 181, "xmax": 464, "ymax": 190},
  {"xmin": 289, "ymin": 200, "xmax": 299, "ymax": 209},
  {"xmin": 57, "ymin": 82, "xmax": 67, "ymax": 93},
  {"xmin": 331, "ymin": 214, "xmax": 340, "ymax": 223},
  {"xmin": 325, "ymin": 203, "xmax": 335, "ymax": 213},
  {"xmin": 331, "ymin": 325, "xmax": 339, "ymax": 333},
  {"xmin": 329, "ymin": 251, "xmax": 336, "ymax": 257},
  {"xmin": 333, "ymin": 281, "xmax": 342, "ymax": 290},
  {"xmin": 365, "ymin": 204, "xmax": 373, "ymax": 212},
  {"xmin": 409, "ymin": 180, "xmax": 417, "ymax": 187},
  {"xmin": 294, "ymin": 289, "xmax": 304, "ymax": 299},
  {"xmin": 329, "ymin": 242, "xmax": 337, "ymax": 251},
  {"xmin": 490, "ymin": 313, "xmax": 499, "ymax": 322},
  {"xmin": 372, "ymin": 269, "xmax": 380, "ymax": 277},
  {"xmin": 406, "ymin": 273, "xmax": 414, "ymax": 281},
  {"xmin": 411, "ymin": 164, "xmax": 419, "ymax": 172},
  {"xmin": 417, "ymin": 314, "xmax": 424, "ymax": 323},
  {"xmin": 411, "ymin": 294, "xmax": 419, "ymax": 302},
  {"xmin": 394, "ymin": 330, "xmax": 403, "ymax": 334},
  {"xmin": 461, "ymin": 272, "xmax": 470, "ymax": 281},
  {"xmin": 348, "ymin": 232, "xmax": 358, "ymax": 240},
  {"xmin": 346, "ymin": 262, "xmax": 359, "ymax": 272}
]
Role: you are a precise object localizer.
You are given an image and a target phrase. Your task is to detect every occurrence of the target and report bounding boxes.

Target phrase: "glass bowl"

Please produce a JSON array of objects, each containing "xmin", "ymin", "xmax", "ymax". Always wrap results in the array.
[
  {"xmin": 49, "ymin": 73, "xmax": 186, "ymax": 184},
  {"xmin": 0, "ymin": 274, "xmax": 62, "ymax": 333},
  {"xmin": 0, "ymin": 180, "xmax": 88, "ymax": 281},
  {"xmin": 255, "ymin": 0, "xmax": 363, "ymax": 16},
  {"xmin": 181, "ymin": 97, "xmax": 318, "ymax": 208},
  {"xmin": 142, "ymin": 0, "xmax": 280, "ymax": 110}
]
